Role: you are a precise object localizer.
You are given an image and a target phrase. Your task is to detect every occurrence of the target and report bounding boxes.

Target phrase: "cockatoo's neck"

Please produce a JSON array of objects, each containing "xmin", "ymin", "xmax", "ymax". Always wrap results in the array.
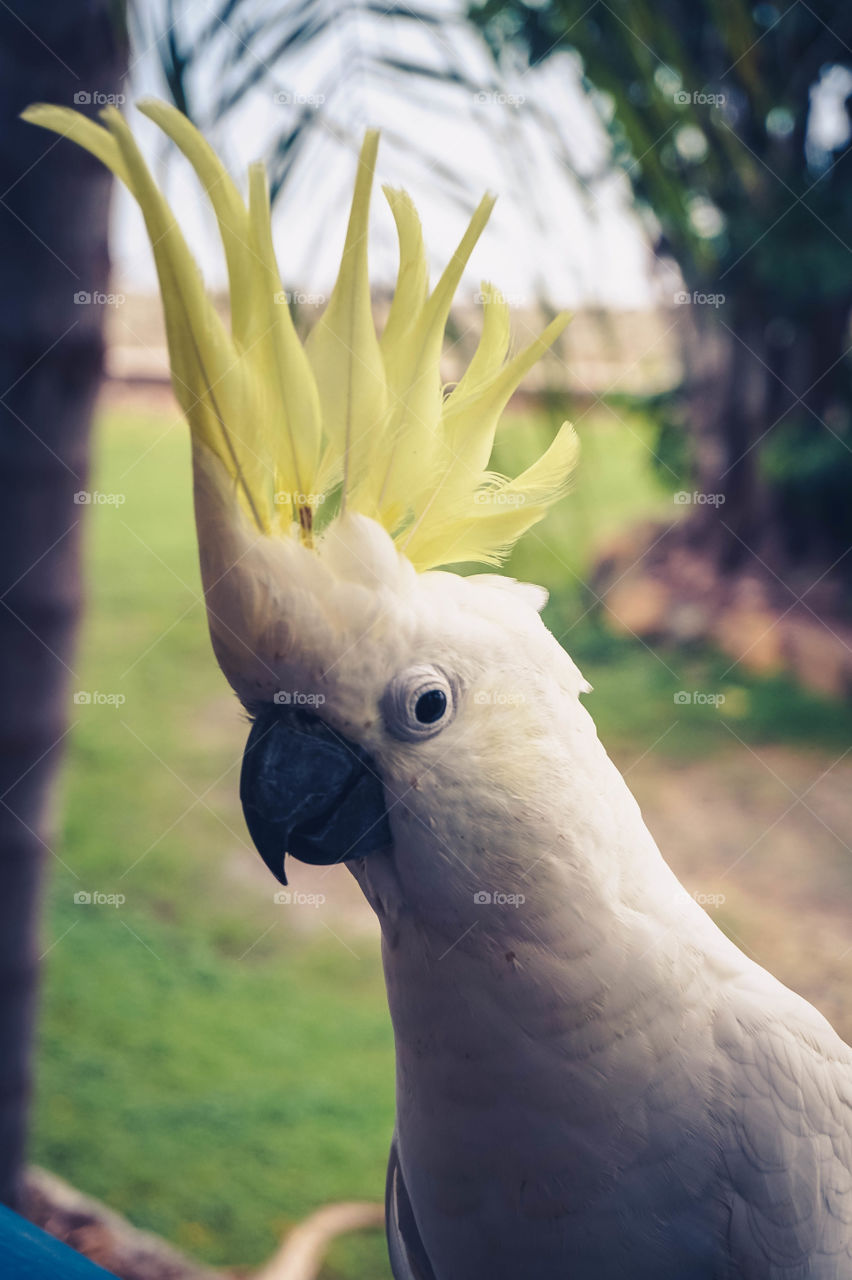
[
  {"xmin": 360, "ymin": 700, "xmax": 733, "ymax": 961},
  {"xmin": 353, "ymin": 718, "xmax": 746, "ymax": 1129}
]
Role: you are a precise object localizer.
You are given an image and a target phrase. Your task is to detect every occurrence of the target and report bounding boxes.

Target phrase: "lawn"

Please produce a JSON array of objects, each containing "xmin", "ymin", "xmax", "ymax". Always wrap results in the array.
[
  {"xmin": 32, "ymin": 401, "xmax": 852, "ymax": 1277},
  {"xmin": 35, "ymin": 405, "xmax": 394, "ymax": 1277}
]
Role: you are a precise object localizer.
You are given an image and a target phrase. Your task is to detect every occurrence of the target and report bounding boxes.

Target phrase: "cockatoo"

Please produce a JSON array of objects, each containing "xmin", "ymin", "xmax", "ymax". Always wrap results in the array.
[{"xmin": 25, "ymin": 102, "xmax": 852, "ymax": 1279}]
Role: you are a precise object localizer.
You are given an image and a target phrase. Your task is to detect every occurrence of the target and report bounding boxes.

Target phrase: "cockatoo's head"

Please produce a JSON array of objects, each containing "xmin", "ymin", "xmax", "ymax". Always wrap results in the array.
[
  {"xmin": 217, "ymin": 509, "xmax": 590, "ymax": 906},
  {"xmin": 24, "ymin": 101, "xmax": 583, "ymax": 905}
]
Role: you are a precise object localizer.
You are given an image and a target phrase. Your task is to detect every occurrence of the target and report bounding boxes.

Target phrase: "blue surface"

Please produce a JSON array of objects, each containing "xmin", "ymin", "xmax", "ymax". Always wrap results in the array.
[{"xmin": 0, "ymin": 1203, "xmax": 117, "ymax": 1278}]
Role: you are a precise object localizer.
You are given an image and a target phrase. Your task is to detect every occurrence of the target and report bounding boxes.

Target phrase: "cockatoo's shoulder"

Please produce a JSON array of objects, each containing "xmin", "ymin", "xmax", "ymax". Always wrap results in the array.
[{"xmin": 714, "ymin": 974, "xmax": 852, "ymax": 1275}]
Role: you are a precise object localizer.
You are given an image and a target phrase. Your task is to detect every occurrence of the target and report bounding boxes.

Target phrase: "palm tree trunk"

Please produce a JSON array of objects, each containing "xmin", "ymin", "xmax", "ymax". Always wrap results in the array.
[{"xmin": 0, "ymin": 1, "xmax": 126, "ymax": 1207}]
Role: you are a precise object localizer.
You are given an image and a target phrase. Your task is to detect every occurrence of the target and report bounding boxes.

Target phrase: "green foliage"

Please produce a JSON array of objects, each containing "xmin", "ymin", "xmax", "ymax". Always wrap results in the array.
[
  {"xmin": 476, "ymin": 0, "xmax": 852, "ymax": 303},
  {"xmin": 474, "ymin": 0, "xmax": 852, "ymax": 571}
]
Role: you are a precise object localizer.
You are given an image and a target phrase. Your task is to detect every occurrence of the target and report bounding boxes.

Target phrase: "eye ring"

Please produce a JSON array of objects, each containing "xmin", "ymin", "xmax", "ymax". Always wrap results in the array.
[{"xmin": 381, "ymin": 665, "xmax": 458, "ymax": 742}]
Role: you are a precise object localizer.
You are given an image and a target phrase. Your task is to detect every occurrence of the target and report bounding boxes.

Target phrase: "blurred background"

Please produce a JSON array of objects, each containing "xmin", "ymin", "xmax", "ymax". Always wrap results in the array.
[{"xmin": 2, "ymin": 2, "xmax": 852, "ymax": 1277}]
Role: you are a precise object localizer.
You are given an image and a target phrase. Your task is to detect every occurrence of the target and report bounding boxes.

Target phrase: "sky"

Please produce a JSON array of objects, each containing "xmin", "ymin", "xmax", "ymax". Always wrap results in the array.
[{"xmin": 113, "ymin": 0, "xmax": 660, "ymax": 310}]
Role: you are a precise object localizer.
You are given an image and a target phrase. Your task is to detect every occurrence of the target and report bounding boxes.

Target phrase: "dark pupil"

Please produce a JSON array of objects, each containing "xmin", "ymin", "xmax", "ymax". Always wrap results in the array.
[{"xmin": 415, "ymin": 688, "xmax": 447, "ymax": 725}]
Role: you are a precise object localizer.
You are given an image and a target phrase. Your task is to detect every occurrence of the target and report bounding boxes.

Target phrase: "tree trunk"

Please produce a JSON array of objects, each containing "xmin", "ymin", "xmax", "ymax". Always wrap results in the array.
[
  {"xmin": 681, "ymin": 307, "xmax": 772, "ymax": 566},
  {"xmin": 0, "ymin": 1, "xmax": 126, "ymax": 1208},
  {"xmin": 682, "ymin": 294, "xmax": 852, "ymax": 587}
]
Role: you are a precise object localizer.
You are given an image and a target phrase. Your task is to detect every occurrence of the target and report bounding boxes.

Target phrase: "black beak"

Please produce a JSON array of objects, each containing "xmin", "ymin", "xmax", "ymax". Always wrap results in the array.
[{"xmin": 239, "ymin": 705, "xmax": 392, "ymax": 885}]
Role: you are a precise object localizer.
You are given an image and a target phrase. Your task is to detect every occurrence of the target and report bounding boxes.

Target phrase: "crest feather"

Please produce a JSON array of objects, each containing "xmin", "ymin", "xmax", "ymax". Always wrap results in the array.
[
  {"xmin": 304, "ymin": 129, "xmax": 387, "ymax": 515},
  {"xmin": 22, "ymin": 102, "xmax": 577, "ymax": 571}
]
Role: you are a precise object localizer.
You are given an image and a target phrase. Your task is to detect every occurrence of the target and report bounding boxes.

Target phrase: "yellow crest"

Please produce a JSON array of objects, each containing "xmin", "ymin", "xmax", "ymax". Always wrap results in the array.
[{"xmin": 23, "ymin": 101, "xmax": 578, "ymax": 570}]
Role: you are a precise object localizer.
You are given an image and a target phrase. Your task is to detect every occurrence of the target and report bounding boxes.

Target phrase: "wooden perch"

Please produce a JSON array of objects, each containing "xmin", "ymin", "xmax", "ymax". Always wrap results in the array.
[
  {"xmin": 24, "ymin": 1166, "xmax": 384, "ymax": 1280},
  {"xmin": 22, "ymin": 1167, "xmax": 221, "ymax": 1280},
  {"xmin": 254, "ymin": 1202, "xmax": 385, "ymax": 1280}
]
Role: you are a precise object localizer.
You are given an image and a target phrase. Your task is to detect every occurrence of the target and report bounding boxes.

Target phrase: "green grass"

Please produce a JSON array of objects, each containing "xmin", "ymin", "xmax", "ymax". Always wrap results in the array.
[
  {"xmin": 32, "ymin": 403, "xmax": 852, "ymax": 1275},
  {"xmin": 35, "ymin": 408, "xmax": 394, "ymax": 1276}
]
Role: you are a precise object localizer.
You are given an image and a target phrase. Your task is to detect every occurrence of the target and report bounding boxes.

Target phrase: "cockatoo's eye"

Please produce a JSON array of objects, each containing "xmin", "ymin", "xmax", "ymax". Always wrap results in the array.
[
  {"xmin": 415, "ymin": 688, "xmax": 446, "ymax": 724},
  {"xmin": 381, "ymin": 665, "xmax": 457, "ymax": 742}
]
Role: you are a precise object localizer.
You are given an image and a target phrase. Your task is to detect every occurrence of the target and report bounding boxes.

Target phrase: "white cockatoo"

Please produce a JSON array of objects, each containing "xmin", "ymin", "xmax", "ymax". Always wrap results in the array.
[{"xmin": 25, "ymin": 102, "xmax": 852, "ymax": 1279}]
